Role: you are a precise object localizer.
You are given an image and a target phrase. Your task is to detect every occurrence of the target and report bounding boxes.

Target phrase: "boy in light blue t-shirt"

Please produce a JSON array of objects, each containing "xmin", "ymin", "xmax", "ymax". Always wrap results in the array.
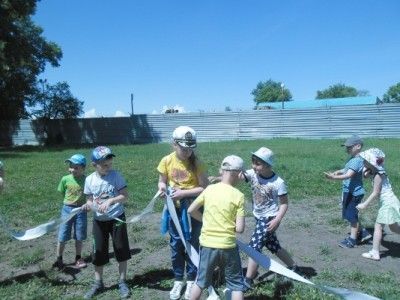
[{"xmin": 325, "ymin": 135, "xmax": 372, "ymax": 248}]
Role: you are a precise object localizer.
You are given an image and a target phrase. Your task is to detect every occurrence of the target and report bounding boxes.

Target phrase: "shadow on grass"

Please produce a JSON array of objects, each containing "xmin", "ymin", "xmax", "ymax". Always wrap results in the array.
[{"xmin": 380, "ymin": 240, "xmax": 400, "ymax": 259}]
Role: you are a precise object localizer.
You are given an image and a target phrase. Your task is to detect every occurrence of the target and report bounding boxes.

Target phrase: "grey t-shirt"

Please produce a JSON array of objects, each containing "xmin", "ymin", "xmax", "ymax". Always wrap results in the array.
[
  {"xmin": 84, "ymin": 170, "xmax": 127, "ymax": 221},
  {"xmin": 246, "ymin": 169, "xmax": 287, "ymax": 219}
]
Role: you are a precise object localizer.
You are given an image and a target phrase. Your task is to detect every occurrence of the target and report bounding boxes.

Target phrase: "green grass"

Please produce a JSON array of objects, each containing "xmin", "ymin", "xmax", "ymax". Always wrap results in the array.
[{"xmin": 1, "ymin": 138, "xmax": 400, "ymax": 299}]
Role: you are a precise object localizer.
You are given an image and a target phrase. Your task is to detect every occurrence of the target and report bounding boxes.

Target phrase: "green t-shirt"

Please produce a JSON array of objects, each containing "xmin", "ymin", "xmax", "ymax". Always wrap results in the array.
[{"xmin": 57, "ymin": 174, "xmax": 86, "ymax": 206}]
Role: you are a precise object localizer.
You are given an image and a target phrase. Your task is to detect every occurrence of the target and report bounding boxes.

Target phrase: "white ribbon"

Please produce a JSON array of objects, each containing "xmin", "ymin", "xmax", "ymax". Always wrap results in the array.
[
  {"xmin": 236, "ymin": 239, "xmax": 380, "ymax": 300},
  {"xmin": 0, "ymin": 191, "xmax": 162, "ymax": 241}
]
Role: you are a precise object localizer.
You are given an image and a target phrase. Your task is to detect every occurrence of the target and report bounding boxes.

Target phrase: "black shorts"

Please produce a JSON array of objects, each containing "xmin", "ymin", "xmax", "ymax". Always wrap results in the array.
[
  {"xmin": 342, "ymin": 193, "xmax": 363, "ymax": 224},
  {"xmin": 92, "ymin": 213, "xmax": 131, "ymax": 266}
]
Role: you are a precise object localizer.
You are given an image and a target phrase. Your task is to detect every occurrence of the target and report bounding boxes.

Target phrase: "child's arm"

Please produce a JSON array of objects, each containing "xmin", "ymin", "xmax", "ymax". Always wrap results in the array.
[
  {"xmin": 158, "ymin": 174, "xmax": 168, "ymax": 198},
  {"xmin": 82, "ymin": 195, "xmax": 94, "ymax": 211},
  {"xmin": 235, "ymin": 215, "xmax": 245, "ymax": 233},
  {"xmin": 357, "ymin": 174, "xmax": 382, "ymax": 210},
  {"xmin": 97, "ymin": 187, "xmax": 128, "ymax": 213},
  {"xmin": 188, "ymin": 199, "xmax": 203, "ymax": 222},
  {"xmin": 267, "ymin": 194, "xmax": 288, "ymax": 232},
  {"xmin": 170, "ymin": 172, "xmax": 208, "ymax": 200},
  {"xmin": 324, "ymin": 169, "xmax": 356, "ymax": 180}
]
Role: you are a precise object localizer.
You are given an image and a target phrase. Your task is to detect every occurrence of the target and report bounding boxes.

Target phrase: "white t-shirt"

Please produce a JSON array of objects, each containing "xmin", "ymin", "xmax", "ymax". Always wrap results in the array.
[
  {"xmin": 246, "ymin": 169, "xmax": 287, "ymax": 219},
  {"xmin": 84, "ymin": 170, "xmax": 127, "ymax": 221}
]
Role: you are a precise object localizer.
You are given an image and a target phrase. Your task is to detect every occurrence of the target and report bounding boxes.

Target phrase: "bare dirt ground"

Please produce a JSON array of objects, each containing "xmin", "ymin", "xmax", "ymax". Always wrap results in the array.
[{"xmin": 0, "ymin": 198, "xmax": 399, "ymax": 299}]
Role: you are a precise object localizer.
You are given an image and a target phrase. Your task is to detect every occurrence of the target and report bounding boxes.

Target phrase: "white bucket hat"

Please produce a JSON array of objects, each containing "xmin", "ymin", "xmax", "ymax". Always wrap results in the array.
[
  {"xmin": 172, "ymin": 126, "xmax": 197, "ymax": 148},
  {"xmin": 359, "ymin": 148, "xmax": 385, "ymax": 172},
  {"xmin": 252, "ymin": 147, "xmax": 274, "ymax": 166},
  {"xmin": 221, "ymin": 155, "xmax": 244, "ymax": 171}
]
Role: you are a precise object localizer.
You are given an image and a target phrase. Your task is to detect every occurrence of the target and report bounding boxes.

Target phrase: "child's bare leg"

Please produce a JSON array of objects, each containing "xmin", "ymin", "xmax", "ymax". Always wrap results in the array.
[
  {"xmin": 246, "ymin": 257, "xmax": 259, "ymax": 279},
  {"xmin": 94, "ymin": 265, "xmax": 104, "ymax": 281},
  {"xmin": 190, "ymin": 283, "xmax": 202, "ymax": 300},
  {"xmin": 350, "ymin": 222, "xmax": 359, "ymax": 240},
  {"xmin": 75, "ymin": 240, "xmax": 83, "ymax": 257},
  {"xmin": 372, "ymin": 223, "xmax": 383, "ymax": 253},
  {"xmin": 275, "ymin": 248, "xmax": 295, "ymax": 267},
  {"xmin": 118, "ymin": 260, "xmax": 127, "ymax": 282},
  {"xmin": 231, "ymin": 290, "xmax": 244, "ymax": 300},
  {"xmin": 57, "ymin": 242, "xmax": 65, "ymax": 257},
  {"xmin": 388, "ymin": 223, "xmax": 400, "ymax": 234}
]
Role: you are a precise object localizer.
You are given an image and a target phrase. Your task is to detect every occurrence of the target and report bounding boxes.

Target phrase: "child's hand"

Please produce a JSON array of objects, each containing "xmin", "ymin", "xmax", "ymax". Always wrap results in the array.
[
  {"xmin": 324, "ymin": 172, "xmax": 334, "ymax": 179},
  {"xmin": 170, "ymin": 188, "xmax": 185, "ymax": 200},
  {"xmin": 98, "ymin": 199, "xmax": 112, "ymax": 213},
  {"xmin": 267, "ymin": 217, "xmax": 281, "ymax": 232},
  {"xmin": 158, "ymin": 187, "xmax": 167, "ymax": 199},
  {"xmin": 81, "ymin": 201, "xmax": 92, "ymax": 211},
  {"xmin": 356, "ymin": 203, "xmax": 367, "ymax": 211}
]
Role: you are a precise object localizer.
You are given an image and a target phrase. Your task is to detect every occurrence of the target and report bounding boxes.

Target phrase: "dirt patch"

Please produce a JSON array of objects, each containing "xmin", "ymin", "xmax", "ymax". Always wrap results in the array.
[{"xmin": 0, "ymin": 198, "xmax": 399, "ymax": 299}]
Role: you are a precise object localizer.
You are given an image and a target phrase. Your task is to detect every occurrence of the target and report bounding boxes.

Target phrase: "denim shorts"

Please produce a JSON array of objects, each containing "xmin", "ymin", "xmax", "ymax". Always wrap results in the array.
[
  {"xmin": 342, "ymin": 193, "xmax": 363, "ymax": 224},
  {"xmin": 58, "ymin": 204, "xmax": 87, "ymax": 242},
  {"xmin": 196, "ymin": 246, "xmax": 244, "ymax": 291}
]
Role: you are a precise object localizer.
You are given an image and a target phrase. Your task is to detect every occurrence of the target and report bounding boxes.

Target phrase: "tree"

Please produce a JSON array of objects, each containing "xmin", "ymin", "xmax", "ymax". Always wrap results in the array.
[
  {"xmin": 316, "ymin": 83, "xmax": 368, "ymax": 99},
  {"xmin": 382, "ymin": 82, "xmax": 400, "ymax": 103},
  {"xmin": 0, "ymin": 0, "xmax": 62, "ymax": 120},
  {"xmin": 28, "ymin": 80, "xmax": 83, "ymax": 119},
  {"xmin": 251, "ymin": 79, "xmax": 292, "ymax": 106}
]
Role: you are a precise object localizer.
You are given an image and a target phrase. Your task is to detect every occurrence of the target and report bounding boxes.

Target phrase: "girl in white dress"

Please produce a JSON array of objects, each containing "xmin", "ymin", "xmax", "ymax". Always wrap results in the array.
[{"xmin": 356, "ymin": 148, "xmax": 400, "ymax": 261}]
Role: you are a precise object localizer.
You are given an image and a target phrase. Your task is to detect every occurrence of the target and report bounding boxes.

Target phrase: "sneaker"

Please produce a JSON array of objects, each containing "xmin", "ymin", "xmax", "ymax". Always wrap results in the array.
[
  {"xmin": 338, "ymin": 237, "xmax": 356, "ymax": 248},
  {"xmin": 170, "ymin": 281, "xmax": 183, "ymax": 300},
  {"xmin": 84, "ymin": 281, "xmax": 104, "ymax": 299},
  {"xmin": 52, "ymin": 259, "xmax": 64, "ymax": 270},
  {"xmin": 75, "ymin": 258, "xmax": 88, "ymax": 269},
  {"xmin": 119, "ymin": 281, "xmax": 131, "ymax": 298},
  {"xmin": 362, "ymin": 250, "xmax": 380, "ymax": 261},
  {"xmin": 358, "ymin": 228, "xmax": 372, "ymax": 244},
  {"xmin": 184, "ymin": 281, "xmax": 194, "ymax": 300}
]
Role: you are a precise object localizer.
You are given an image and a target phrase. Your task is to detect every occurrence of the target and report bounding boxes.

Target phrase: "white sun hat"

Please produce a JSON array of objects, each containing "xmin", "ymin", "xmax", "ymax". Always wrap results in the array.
[
  {"xmin": 252, "ymin": 147, "xmax": 274, "ymax": 166},
  {"xmin": 359, "ymin": 148, "xmax": 385, "ymax": 172}
]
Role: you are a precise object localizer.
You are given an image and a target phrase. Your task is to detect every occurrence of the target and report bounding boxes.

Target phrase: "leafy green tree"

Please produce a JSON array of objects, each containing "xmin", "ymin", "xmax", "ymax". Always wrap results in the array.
[
  {"xmin": 316, "ymin": 83, "xmax": 368, "ymax": 99},
  {"xmin": 251, "ymin": 79, "xmax": 292, "ymax": 106},
  {"xmin": 28, "ymin": 80, "xmax": 83, "ymax": 119},
  {"xmin": 0, "ymin": 0, "xmax": 62, "ymax": 120},
  {"xmin": 382, "ymin": 82, "xmax": 400, "ymax": 103}
]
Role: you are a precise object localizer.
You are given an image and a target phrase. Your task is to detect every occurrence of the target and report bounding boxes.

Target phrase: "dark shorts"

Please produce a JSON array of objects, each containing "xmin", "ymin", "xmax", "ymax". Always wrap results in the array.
[
  {"xmin": 249, "ymin": 216, "xmax": 281, "ymax": 254},
  {"xmin": 196, "ymin": 246, "xmax": 244, "ymax": 291},
  {"xmin": 342, "ymin": 193, "xmax": 364, "ymax": 224},
  {"xmin": 92, "ymin": 213, "xmax": 131, "ymax": 266}
]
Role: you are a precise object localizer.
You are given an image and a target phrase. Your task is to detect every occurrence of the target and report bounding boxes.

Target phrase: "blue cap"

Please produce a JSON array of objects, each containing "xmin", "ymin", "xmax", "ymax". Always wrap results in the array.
[
  {"xmin": 65, "ymin": 154, "xmax": 86, "ymax": 166},
  {"xmin": 91, "ymin": 146, "xmax": 115, "ymax": 162}
]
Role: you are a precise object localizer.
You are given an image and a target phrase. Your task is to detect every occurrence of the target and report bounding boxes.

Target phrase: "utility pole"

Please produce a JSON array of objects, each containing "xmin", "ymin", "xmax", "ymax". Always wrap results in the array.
[{"xmin": 130, "ymin": 92, "xmax": 134, "ymax": 116}]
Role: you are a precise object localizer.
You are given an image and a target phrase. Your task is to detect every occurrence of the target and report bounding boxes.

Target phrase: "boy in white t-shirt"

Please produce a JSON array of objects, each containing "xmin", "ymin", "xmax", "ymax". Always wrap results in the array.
[{"xmin": 241, "ymin": 147, "xmax": 298, "ymax": 289}]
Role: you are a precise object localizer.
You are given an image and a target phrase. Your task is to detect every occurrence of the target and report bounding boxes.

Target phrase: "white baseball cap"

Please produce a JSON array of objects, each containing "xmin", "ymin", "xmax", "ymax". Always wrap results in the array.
[
  {"xmin": 252, "ymin": 147, "xmax": 274, "ymax": 166},
  {"xmin": 172, "ymin": 126, "xmax": 197, "ymax": 148},
  {"xmin": 221, "ymin": 155, "xmax": 244, "ymax": 171}
]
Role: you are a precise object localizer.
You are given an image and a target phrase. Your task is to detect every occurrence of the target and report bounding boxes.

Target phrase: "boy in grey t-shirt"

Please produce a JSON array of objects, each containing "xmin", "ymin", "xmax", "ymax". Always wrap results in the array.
[{"xmin": 82, "ymin": 146, "xmax": 131, "ymax": 299}]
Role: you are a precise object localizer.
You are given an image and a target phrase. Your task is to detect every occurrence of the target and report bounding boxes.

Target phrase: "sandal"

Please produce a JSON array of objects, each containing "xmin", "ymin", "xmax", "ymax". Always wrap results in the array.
[{"xmin": 361, "ymin": 251, "xmax": 380, "ymax": 261}]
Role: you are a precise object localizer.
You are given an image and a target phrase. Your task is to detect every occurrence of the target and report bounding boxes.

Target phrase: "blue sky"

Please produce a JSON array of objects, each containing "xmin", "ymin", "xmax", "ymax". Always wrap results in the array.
[{"xmin": 34, "ymin": 0, "xmax": 400, "ymax": 117}]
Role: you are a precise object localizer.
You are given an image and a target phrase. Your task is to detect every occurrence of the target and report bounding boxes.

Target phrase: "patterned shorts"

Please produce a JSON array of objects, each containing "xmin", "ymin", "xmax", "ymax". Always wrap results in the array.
[{"xmin": 249, "ymin": 216, "xmax": 281, "ymax": 254}]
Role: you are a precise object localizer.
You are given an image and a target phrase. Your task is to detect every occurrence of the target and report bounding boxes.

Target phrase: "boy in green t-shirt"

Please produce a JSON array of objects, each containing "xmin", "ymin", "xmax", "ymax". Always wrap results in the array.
[
  {"xmin": 188, "ymin": 155, "xmax": 246, "ymax": 300},
  {"xmin": 53, "ymin": 154, "xmax": 88, "ymax": 269}
]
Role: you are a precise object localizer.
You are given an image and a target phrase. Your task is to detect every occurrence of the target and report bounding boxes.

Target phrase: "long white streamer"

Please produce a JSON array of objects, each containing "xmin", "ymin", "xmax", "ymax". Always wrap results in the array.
[{"xmin": 236, "ymin": 239, "xmax": 380, "ymax": 300}]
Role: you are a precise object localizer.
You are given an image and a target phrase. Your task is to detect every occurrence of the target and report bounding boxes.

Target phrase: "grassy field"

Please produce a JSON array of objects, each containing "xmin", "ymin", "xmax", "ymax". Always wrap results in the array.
[{"xmin": 0, "ymin": 138, "xmax": 399, "ymax": 299}]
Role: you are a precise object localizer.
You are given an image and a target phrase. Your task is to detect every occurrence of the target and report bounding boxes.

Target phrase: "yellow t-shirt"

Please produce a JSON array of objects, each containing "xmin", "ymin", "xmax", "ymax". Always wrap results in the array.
[
  {"xmin": 157, "ymin": 152, "xmax": 205, "ymax": 189},
  {"xmin": 194, "ymin": 182, "xmax": 245, "ymax": 249}
]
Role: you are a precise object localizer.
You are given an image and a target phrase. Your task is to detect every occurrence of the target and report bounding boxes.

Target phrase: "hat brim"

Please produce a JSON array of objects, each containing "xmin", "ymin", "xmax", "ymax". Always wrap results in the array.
[
  {"xmin": 93, "ymin": 154, "xmax": 115, "ymax": 162},
  {"xmin": 251, "ymin": 152, "xmax": 273, "ymax": 166},
  {"xmin": 176, "ymin": 140, "xmax": 197, "ymax": 148},
  {"xmin": 65, "ymin": 159, "xmax": 86, "ymax": 166}
]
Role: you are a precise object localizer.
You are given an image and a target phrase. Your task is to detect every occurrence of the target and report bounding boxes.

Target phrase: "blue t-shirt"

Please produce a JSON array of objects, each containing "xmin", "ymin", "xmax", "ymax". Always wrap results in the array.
[{"xmin": 342, "ymin": 156, "xmax": 364, "ymax": 196}]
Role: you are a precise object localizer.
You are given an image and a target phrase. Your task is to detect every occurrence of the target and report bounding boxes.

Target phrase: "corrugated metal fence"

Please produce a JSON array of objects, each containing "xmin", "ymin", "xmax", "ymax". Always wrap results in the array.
[{"xmin": 6, "ymin": 103, "xmax": 400, "ymax": 146}]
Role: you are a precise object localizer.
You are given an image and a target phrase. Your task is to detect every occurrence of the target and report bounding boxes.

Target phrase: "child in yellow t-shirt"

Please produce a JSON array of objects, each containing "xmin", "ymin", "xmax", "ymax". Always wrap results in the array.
[
  {"xmin": 188, "ymin": 155, "xmax": 246, "ymax": 300},
  {"xmin": 157, "ymin": 126, "xmax": 208, "ymax": 300}
]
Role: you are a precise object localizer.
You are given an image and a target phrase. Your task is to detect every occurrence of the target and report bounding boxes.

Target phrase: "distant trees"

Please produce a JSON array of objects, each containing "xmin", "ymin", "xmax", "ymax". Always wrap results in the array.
[
  {"xmin": 27, "ymin": 80, "xmax": 83, "ymax": 119},
  {"xmin": 382, "ymin": 82, "xmax": 400, "ymax": 103},
  {"xmin": 251, "ymin": 79, "xmax": 292, "ymax": 107},
  {"xmin": 316, "ymin": 83, "xmax": 368, "ymax": 99},
  {"xmin": 0, "ymin": 0, "xmax": 62, "ymax": 120}
]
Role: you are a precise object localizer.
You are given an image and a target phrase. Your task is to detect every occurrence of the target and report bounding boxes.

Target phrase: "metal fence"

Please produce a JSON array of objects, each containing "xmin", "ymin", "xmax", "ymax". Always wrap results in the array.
[{"xmin": 6, "ymin": 103, "xmax": 400, "ymax": 147}]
